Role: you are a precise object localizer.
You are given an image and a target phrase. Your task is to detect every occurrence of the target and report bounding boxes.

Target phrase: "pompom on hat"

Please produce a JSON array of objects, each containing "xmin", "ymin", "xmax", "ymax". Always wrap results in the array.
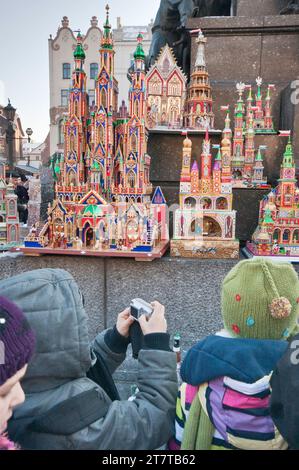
[
  {"xmin": 0, "ymin": 296, "xmax": 36, "ymax": 386},
  {"xmin": 221, "ymin": 258, "xmax": 299, "ymax": 340}
]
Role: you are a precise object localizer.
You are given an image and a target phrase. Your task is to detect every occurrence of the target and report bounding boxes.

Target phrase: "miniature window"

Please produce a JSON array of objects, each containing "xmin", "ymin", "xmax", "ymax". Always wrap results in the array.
[
  {"xmin": 9, "ymin": 200, "xmax": 15, "ymax": 216},
  {"xmin": 68, "ymin": 170, "xmax": 77, "ymax": 186},
  {"xmin": 128, "ymin": 171, "xmax": 136, "ymax": 189},
  {"xmin": 184, "ymin": 197, "xmax": 196, "ymax": 208},
  {"xmin": 63, "ymin": 63, "xmax": 71, "ymax": 80},
  {"xmin": 119, "ymin": 136, "xmax": 124, "ymax": 155},
  {"xmin": 10, "ymin": 225, "xmax": 16, "ymax": 242},
  {"xmin": 134, "ymin": 100, "xmax": 139, "ymax": 117},
  {"xmin": 90, "ymin": 63, "xmax": 99, "ymax": 80},
  {"xmin": 0, "ymin": 216, "xmax": 3, "ymax": 222},
  {"xmin": 283, "ymin": 230, "xmax": 290, "ymax": 242},
  {"xmin": 273, "ymin": 229, "xmax": 280, "ymax": 242},
  {"xmin": 201, "ymin": 198, "xmax": 212, "ymax": 210},
  {"xmin": 131, "ymin": 134, "xmax": 138, "ymax": 152},
  {"xmin": 216, "ymin": 197, "xmax": 228, "ymax": 210},
  {"xmin": 293, "ymin": 230, "xmax": 299, "ymax": 244},
  {"xmin": 99, "ymin": 124, "xmax": 105, "ymax": 143},
  {"xmin": 61, "ymin": 90, "xmax": 69, "ymax": 107},
  {"xmin": 100, "ymin": 88, "xmax": 107, "ymax": 108},
  {"xmin": 203, "ymin": 217, "xmax": 222, "ymax": 238},
  {"xmin": 190, "ymin": 218, "xmax": 202, "ymax": 235}
]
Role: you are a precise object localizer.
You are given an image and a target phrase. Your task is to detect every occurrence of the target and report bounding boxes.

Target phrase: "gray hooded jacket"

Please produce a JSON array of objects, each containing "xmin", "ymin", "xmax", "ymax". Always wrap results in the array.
[{"xmin": 0, "ymin": 268, "xmax": 177, "ymax": 450}]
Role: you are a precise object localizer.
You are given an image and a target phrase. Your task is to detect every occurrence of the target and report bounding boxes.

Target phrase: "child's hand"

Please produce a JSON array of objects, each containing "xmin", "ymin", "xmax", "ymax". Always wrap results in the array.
[
  {"xmin": 116, "ymin": 308, "xmax": 135, "ymax": 338},
  {"xmin": 139, "ymin": 301, "xmax": 167, "ymax": 335}
]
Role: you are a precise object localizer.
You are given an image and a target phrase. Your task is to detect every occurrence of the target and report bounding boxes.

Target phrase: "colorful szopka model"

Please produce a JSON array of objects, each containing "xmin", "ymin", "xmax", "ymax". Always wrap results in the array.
[
  {"xmin": 146, "ymin": 44, "xmax": 187, "ymax": 129},
  {"xmin": 184, "ymin": 30, "xmax": 215, "ymax": 130},
  {"xmin": 247, "ymin": 135, "xmax": 299, "ymax": 259},
  {"xmin": 23, "ymin": 6, "xmax": 169, "ymax": 260},
  {"xmin": 171, "ymin": 131, "xmax": 239, "ymax": 259},
  {"xmin": 246, "ymin": 78, "xmax": 276, "ymax": 135},
  {"xmin": 0, "ymin": 160, "xmax": 20, "ymax": 249},
  {"xmin": 222, "ymin": 95, "xmax": 270, "ymax": 189}
]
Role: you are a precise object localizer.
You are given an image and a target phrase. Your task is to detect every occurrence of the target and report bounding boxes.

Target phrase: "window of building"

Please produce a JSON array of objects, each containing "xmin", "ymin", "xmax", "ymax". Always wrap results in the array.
[
  {"xmin": 90, "ymin": 63, "xmax": 99, "ymax": 80},
  {"xmin": 63, "ymin": 63, "xmax": 71, "ymax": 80},
  {"xmin": 89, "ymin": 90, "xmax": 96, "ymax": 106},
  {"xmin": 61, "ymin": 90, "xmax": 69, "ymax": 107}
]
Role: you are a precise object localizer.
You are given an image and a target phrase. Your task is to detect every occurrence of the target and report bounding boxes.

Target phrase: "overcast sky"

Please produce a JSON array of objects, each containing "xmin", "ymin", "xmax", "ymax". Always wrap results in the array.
[{"xmin": 0, "ymin": 0, "xmax": 160, "ymax": 142}]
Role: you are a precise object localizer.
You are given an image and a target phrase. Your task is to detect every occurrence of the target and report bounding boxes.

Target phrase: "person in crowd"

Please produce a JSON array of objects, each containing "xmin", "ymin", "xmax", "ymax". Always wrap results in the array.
[
  {"xmin": 0, "ymin": 297, "xmax": 36, "ymax": 450},
  {"xmin": 170, "ymin": 258, "xmax": 299, "ymax": 450},
  {"xmin": 0, "ymin": 268, "xmax": 177, "ymax": 450},
  {"xmin": 14, "ymin": 176, "xmax": 29, "ymax": 224}
]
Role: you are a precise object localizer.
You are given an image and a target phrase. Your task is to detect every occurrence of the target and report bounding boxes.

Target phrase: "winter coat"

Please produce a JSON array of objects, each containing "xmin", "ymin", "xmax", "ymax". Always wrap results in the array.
[
  {"xmin": 0, "ymin": 268, "xmax": 177, "ymax": 450},
  {"xmin": 170, "ymin": 331, "xmax": 289, "ymax": 450}
]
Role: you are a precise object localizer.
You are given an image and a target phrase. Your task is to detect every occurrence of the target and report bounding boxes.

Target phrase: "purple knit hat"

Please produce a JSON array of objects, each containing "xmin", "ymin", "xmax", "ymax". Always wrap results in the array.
[{"xmin": 0, "ymin": 296, "xmax": 36, "ymax": 386}]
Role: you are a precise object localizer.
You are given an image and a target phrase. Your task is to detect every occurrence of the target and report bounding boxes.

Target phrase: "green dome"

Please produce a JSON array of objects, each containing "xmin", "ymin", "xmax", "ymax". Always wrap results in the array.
[
  {"xmin": 134, "ymin": 34, "xmax": 145, "ymax": 60},
  {"xmin": 74, "ymin": 34, "xmax": 86, "ymax": 60}
]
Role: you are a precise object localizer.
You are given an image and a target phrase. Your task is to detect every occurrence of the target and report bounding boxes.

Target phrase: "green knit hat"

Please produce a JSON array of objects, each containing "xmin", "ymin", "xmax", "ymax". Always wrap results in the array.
[{"xmin": 222, "ymin": 258, "xmax": 299, "ymax": 340}]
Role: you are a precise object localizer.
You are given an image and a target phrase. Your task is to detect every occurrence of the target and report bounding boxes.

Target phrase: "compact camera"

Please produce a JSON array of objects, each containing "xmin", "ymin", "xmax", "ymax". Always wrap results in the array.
[{"xmin": 130, "ymin": 298, "xmax": 153, "ymax": 320}]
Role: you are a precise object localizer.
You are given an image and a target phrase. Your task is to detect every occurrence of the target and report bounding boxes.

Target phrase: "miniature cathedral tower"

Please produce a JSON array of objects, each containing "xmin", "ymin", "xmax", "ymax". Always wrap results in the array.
[{"xmin": 184, "ymin": 30, "xmax": 214, "ymax": 130}]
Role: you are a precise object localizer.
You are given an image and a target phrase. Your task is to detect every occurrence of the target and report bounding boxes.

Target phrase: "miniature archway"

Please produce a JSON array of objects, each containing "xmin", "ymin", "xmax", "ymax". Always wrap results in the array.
[
  {"xmin": 97, "ymin": 220, "xmax": 106, "ymax": 242},
  {"xmin": 203, "ymin": 217, "xmax": 222, "ymax": 238},
  {"xmin": 184, "ymin": 197, "xmax": 196, "ymax": 208},
  {"xmin": 131, "ymin": 134, "xmax": 138, "ymax": 152},
  {"xmin": 9, "ymin": 200, "xmax": 16, "ymax": 216},
  {"xmin": 283, "ymin": 229, "xmax": 291, "ymax": 243},
  {"xmin": 216, "ymin": 197, "xmax": 228, "ymax": 210},
  {"xmin": 273, "ymin": 229, "xmax": 281, "ymax": 243},
  {"xmin": 100, "ymin": 88, "xmax": 107, "ymax": 109},
  {"xmin": 119, "ymin": 135, "xmax": 124, "ymax": 155},
  {"xmin": 98, "ymin": 124, "xmax": 105, "ymax": 144},
  {"xmin": 190, "ymin": 218, "xmax": 202, "ymax": 236},
  {"xmin": 127, "ymin": 171, "xmax": 136, "ymax": 189},
  {"xmin": 83, "ymin": 222, "xmax": 94, "ymax": 248},
  {"xmin": 68, "ymin": 169, "xmax": 77, "ymax": 186},
  {"xmin": 293, "ymin": 230, "xmax": 299, "ymax": 244},
  {"xmin": 0, "ymin": 216, "xmax": 3, "ymax": 222},
  {"xmin": 201, "ymin": 198, "xmax": 212, "ymax": 210},
  {"xmin": 66, "ymin": 221, "xmax": 73, "ymax": 240},
  {"xmin": 126, "ymin": 219, "xmax": 139, "ymax": 243},
  {"xmin": 9, "ymin": 226, "xmax": 17, "ymax": 242}
]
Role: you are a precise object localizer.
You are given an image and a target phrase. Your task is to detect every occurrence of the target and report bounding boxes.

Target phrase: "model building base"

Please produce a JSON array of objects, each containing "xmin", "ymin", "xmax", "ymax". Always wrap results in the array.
[
  {"xmin": 170, "ymin": 239, "xmax": 239, "ymax": 259},
  {"xmin": 243, "ymin": 243, "xmax": 299, "ymax": 264},
  {"xmin": 11, "ymin": 240, "xmax": 169, "ymax": 261}
]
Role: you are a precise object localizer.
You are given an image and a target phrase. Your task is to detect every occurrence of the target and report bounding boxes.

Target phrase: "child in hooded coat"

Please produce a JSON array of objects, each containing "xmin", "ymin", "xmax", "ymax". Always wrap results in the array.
[{"xmin": 170, "ymin": 258, "xmax": 299, "ymax": 450}]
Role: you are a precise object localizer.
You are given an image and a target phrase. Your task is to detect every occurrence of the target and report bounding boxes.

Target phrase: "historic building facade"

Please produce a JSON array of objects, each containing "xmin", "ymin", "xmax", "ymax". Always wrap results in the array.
[
  {"xmin": 146, "ymin": 45, "xmax": 187, "ymax": 128},
  {"xmin": 49, "ymin": 14, "xmax": 152, "ymax": 159}
]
